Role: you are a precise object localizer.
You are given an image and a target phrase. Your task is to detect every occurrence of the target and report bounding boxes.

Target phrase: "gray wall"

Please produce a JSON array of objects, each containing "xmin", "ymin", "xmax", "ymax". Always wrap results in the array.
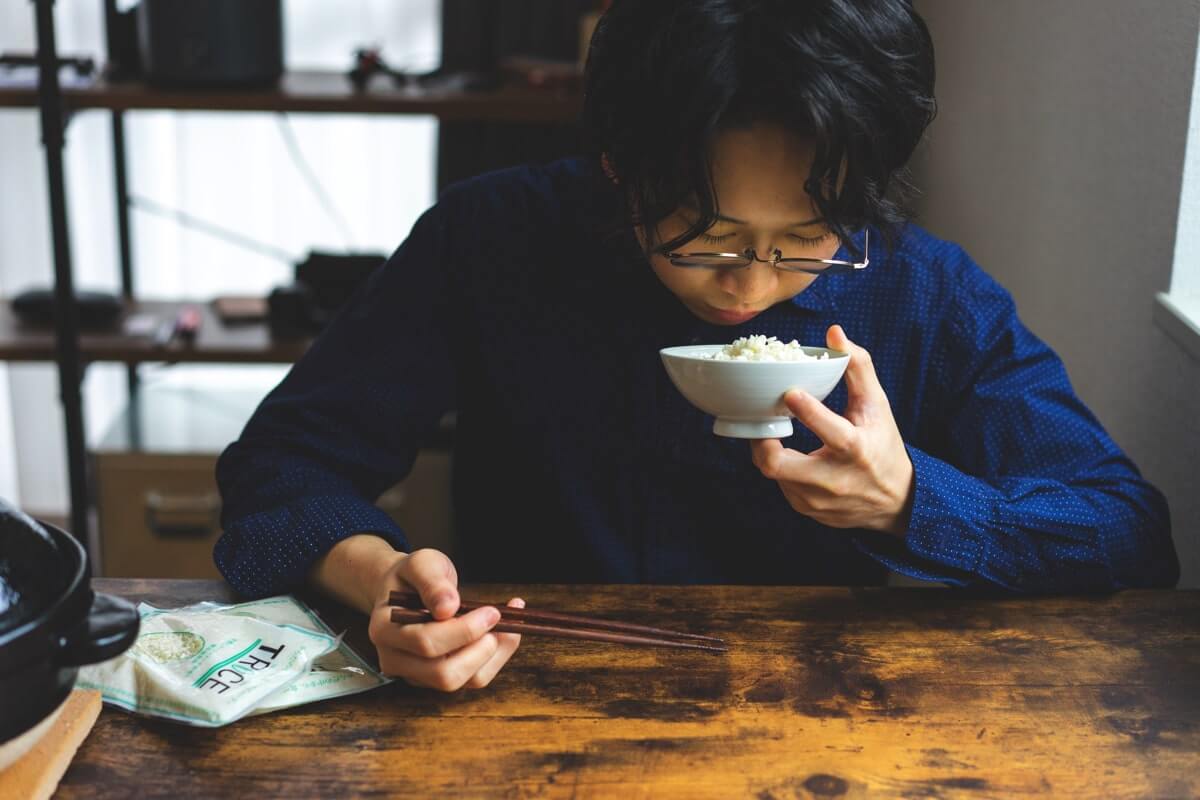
[{"xmin": 913, "ymin": 0, "xmax": 1200, "ymax": 586}]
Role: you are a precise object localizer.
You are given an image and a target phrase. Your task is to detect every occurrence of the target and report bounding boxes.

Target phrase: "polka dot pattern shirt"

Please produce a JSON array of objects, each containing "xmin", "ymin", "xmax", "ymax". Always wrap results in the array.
[{"xmin": 214, "ymin": 158, "xmax": 1179, "ymax": 597}]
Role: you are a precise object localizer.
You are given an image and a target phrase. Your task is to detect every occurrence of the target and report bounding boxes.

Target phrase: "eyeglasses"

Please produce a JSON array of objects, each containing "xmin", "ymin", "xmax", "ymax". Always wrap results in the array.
[{"xmin": 665, "ymin": 228, "xmax": 869, "ymax": 275}]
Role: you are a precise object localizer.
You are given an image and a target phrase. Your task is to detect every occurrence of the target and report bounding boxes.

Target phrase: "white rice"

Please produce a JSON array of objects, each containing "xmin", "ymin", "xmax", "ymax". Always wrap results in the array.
[{"xmin": 705, "ymin": 335, "xmax": 827, "ymax": 362}]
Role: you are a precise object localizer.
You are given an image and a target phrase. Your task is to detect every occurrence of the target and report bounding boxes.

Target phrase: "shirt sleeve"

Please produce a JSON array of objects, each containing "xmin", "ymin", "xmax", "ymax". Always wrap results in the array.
[
  {"xmin": 213, "ymin": 201, "xmax": 460, "ymax": 598},
  {"xmin": 854, "ymin": 253, "xmax": 1179, "ymax": 592}
]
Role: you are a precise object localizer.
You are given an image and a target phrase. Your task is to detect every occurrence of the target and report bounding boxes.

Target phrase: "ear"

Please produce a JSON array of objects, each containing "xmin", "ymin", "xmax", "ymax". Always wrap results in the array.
[{"xmin": 600, "ymin": 152, "xmax": 619, "ymax": 185}]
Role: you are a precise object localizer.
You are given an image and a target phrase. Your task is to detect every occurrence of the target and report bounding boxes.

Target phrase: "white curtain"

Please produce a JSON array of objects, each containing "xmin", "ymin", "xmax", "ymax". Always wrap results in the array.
[{"xmin": 0, "ymin": 0, "xmax": 442, "ymax": 512}]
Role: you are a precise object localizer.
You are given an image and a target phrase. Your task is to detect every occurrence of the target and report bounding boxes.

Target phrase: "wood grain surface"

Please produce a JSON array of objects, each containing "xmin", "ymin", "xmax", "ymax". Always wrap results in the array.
[{"xmin": 58, "ymin": 579, "xmax": 1200, "ymax": 799}]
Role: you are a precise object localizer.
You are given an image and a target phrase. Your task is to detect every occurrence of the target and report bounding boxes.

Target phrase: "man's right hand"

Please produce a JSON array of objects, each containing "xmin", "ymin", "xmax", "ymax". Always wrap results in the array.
[{"xmin": 367, "ymin": 548, "xmax": 524, "ymax": 691}]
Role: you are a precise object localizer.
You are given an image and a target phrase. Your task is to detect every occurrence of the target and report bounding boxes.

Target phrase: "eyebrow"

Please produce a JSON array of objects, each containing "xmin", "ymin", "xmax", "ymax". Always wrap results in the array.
[
  {"xmin": 716, "ymin": 212, "xmax": 824, "ymax": 227},
  {"xmin": 681, "ymin": 203, "xmax": 824, "ymax": 227}
]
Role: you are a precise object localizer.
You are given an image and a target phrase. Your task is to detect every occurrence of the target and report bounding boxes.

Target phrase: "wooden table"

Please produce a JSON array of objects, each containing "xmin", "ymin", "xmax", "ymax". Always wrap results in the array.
[{"xmin": 59, "ymin": 580, "xmax": 1200, "ymax": 798}]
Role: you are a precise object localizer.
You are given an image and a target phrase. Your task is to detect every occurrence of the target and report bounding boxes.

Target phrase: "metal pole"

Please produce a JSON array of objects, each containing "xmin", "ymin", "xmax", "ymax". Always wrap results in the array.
[
  {"xmin": 34, "ymin": 0, "xmax": 91, "ymax": 550},
  {"xmin": 113, "ymin": 112, "xmax": 133, "ymax": 296},
  {"xmin": 112, "ymin": 110, "xmax": 139, "ymax": 399}
]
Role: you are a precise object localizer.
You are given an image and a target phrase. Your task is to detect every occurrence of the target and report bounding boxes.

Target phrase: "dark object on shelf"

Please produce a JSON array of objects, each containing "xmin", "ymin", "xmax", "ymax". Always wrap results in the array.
[
  {"xmin": 136, "ymin": 0, "xmax": 284, "ymax": 88},
  {"xmin": 152, "ymin": 305, "xmax": 201, "ymax": 348},
  {"xmin": 347, "ymin": 47, "xmax": 500, "ymax": 93},
  {"xmin": 11, "ymin": 288, "xmax": 123, "ymax": 331},
  {"xmin": 269, "ymin": 251, "xmax": 384, "ymax": 337},
  {"xmin": 0, "ymin": 502, "xmax": 139, "ymax": 766},
  {"xmin": 211, "ymin": 295, "xmax": 267, "ymax": 325},
  {"xmin": 267, "ymin": 283, "xmax": 317, "ymax": 338},
  {"xmin": 0, "ymin": 52, "xmax": 95, "ymax": 78},
  {"xmin": 102, "ymin": 0, "xmax": 141, "ymax": 80},
  {"xmin": 174, "ymin": 305, "xmax": 201, "ymax": 342},
  {"xmin": 347, "ymin": 47, "xmax": 402, "ymax": 91}
]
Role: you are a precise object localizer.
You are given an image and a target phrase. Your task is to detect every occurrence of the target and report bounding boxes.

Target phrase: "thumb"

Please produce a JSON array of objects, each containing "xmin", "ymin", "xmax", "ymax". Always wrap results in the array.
[
  {"xmin": 826, "ymin": 323, "xmax": 853, "ymax": 355},
  {"xmin": 398, "ymin": 548, "xmax": 460, "ymax": 620},
  {"xmin": 827, "ymin": 325, "xmax": 886, "ymax": 411}
]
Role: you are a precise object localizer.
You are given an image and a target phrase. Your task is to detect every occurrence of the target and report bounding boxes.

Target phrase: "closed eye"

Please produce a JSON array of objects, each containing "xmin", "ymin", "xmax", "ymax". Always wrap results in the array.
[
  {"xmin": 695, "ymin": 230, "xmax": 833, "ymax": 247},
  {"xmin": 789, "ymin": 231, "xmax": 835, "ymax": 246}
]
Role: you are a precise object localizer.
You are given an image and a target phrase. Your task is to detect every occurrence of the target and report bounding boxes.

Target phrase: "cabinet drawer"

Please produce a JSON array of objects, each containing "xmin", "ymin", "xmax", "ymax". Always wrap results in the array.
[
  {"xmin": 94, "ymin": 450, "xmax": 454, "ymax": 578},
  {"xmin": 96, "ymin": 454, "xmax": 224, "ymax": 579}
]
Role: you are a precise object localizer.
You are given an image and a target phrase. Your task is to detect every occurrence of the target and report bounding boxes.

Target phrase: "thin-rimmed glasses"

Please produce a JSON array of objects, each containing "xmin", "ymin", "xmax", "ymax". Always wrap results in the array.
[{"xmin": 666, "ymin": 229, "xmax": 869, "ymax": 275}]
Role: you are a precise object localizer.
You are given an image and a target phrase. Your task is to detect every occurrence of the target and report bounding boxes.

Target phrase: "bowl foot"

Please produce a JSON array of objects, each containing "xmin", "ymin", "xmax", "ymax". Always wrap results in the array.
[{"xmin": 712, "ymin": 417, "xmax": 794, "ymax": 439}]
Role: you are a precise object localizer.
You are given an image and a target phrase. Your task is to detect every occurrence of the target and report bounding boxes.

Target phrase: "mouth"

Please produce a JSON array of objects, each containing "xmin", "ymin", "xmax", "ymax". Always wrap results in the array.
[{"xmin": 705, "ymin": 305, "xmax": 763, "ymax": 325}]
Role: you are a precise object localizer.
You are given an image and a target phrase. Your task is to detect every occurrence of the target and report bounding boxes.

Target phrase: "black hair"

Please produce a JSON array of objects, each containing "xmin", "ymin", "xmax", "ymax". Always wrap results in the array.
[{"xmin": 582, "ymin": 0, "xmax": 936, "ymax": 256}]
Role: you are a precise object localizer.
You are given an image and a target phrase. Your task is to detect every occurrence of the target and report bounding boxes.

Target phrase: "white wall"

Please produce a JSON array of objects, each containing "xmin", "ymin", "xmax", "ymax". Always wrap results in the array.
[{"xmin": 913, "ymin": 0, "xmax": 1200, "ymax": 586}]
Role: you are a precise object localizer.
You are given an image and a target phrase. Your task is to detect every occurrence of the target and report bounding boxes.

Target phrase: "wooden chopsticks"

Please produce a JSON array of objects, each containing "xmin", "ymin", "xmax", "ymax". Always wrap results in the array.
[{"xmin": 387, "ymin": 590, "xmax": 727, "ymax": 653}]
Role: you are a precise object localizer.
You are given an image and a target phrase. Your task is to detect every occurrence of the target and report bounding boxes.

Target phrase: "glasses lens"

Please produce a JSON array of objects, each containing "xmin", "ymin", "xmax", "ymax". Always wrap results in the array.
[
  {"xmin": 774, "ymin": 260, "xmax": 834, "ymax": 274},
  {"xmin": 669, "ymin": 254, "xmax": 752, "ymax": 269}
]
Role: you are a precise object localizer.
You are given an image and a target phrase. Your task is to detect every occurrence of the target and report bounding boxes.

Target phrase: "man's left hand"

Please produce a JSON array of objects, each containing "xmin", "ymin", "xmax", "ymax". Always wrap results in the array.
[{"xmin": 750, "ymin": 324, "xmax": 915, "ymax": 536}]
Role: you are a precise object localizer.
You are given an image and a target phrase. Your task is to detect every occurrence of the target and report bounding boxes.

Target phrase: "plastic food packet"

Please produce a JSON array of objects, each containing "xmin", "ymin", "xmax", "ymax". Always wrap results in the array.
[
  {"xmin": 191, "ymin": 595, "xmax": 391, "ymax": 716},
  {"xmin": 77, "ymin": 603, "xmax": 336, "ymax": 727}
]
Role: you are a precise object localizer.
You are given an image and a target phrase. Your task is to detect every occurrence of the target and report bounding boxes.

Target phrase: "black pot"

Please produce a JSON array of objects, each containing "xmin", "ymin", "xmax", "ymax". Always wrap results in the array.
[{"xmin": 0, "ymin": 515, "xmax": 139, "ymax": 751}]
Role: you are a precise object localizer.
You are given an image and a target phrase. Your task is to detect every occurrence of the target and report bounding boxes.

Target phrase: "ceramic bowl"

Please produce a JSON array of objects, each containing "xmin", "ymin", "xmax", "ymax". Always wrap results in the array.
[{"xmin": 659, "ymin": 344, "xmax": 850, "ymax": 438}]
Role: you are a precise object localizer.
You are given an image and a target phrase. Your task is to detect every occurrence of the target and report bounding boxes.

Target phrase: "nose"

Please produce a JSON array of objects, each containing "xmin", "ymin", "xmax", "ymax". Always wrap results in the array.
[{"xmin": 715, "ymin": 255, "xmax": 774, "ymax": 303}]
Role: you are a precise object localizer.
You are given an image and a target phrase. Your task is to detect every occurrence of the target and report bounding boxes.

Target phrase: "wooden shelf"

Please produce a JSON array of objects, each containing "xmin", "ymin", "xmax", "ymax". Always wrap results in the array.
[
  {"xmin": 0, "ymin": 69, "xmax": 582, "ymax": 123},
  {"xmin": 0, "ymin": 299, "xmax": 310, "ymax": 365}
]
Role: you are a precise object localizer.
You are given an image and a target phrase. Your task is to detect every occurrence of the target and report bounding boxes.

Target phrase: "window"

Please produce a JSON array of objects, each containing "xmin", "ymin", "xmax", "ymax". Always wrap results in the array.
[{"xmin": 1157, "ymin": 17, "xmax": 1200, "ymax": 362}]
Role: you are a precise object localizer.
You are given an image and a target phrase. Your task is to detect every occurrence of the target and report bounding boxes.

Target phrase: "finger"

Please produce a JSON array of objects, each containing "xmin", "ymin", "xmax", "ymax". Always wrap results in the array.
[
  {"xmin": 754, "ymin": 439, "xmax": 842, "ymax": 502},
  {"xmin": 372, "ymin": 604, "xmax": 500, "ymax": 658},
  {"xmin": 826, "ymin": 325, "xmax": 887, "ymax": 414},
  {"xmin": 782, "ymin": 389, "xmax": 858, "ymax": 454},
  {"xmin": 750, "ymin": 438, "xmax": 820, "ymax": 482},
  {"xmin": 465, "ymin": 597, "xmax": 525, "ymax": 689},
  {"xmin": 385, "ymin": 631, "xmax": 501, "ymax": 692},
  {"xmin": 750, "ymin": 436, "xmax": 815, "ymax": 467},
  {"xmin": 397, "ymin": 548, "xmax": 460, "ymax": 619},
  {"xmin": 749, "ymin": 438, "xmax": 774, "ymax": 471}
]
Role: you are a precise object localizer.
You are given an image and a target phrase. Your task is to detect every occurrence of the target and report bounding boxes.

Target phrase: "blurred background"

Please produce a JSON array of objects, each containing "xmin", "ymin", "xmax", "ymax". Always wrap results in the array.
[{"xmin": 0, "ymin": 0, "xmax": 1196, "ymax": 587}]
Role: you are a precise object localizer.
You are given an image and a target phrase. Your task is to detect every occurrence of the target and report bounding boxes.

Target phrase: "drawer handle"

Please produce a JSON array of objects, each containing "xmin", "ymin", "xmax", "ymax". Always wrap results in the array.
[{"xmin": 144, "ymin": 490, "xmax": 221, "ymax": 539}]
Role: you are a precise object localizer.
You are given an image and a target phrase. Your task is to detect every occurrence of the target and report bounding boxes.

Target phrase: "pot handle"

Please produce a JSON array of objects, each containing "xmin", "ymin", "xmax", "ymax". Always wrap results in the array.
[{"xmin": 58, "ymin": 592, "xmax": 141, "ymax": 667}]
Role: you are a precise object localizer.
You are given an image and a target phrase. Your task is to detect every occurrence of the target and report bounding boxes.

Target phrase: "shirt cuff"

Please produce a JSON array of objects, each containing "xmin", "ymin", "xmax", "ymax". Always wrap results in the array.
[
  {"xmin": 853, "ymin": 445, "xmax": 997, "ymax": 586},
  {"xmin": 214, "ymin": 496, "xmax": 410, "ymax": 598}
]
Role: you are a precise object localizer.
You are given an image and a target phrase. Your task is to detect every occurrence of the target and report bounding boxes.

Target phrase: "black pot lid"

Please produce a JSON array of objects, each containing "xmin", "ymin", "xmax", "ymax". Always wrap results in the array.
[{"xmin": 0, "ymin": 501, "xmax": 73, "ymax": 636}]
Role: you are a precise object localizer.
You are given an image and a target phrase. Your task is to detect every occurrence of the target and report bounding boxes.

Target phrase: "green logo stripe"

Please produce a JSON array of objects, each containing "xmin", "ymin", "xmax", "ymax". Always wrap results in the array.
[{"xmin": 192, "ymin": 638, "xmax": 262, "ymax": 688}]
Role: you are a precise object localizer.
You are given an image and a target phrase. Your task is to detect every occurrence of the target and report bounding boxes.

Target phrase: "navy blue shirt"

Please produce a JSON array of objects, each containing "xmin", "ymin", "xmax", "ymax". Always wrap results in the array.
[{"xmin": 214, "ymin": 157, "xmax": 1179, "ymax": 597}]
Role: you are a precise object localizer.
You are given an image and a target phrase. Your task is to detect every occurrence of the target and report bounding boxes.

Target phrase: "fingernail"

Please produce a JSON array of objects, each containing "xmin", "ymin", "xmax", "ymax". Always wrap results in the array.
[
  {"xmin": 512, "ymin": 598, "xmax": 526, "ymax": 609},
  {"xmin": 485, "ymin": 607, "xmax": 502, "ymax": 626}
]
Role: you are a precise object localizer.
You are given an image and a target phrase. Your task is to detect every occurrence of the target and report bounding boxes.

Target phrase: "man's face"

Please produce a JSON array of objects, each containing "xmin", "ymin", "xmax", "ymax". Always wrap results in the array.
[{"xmin": 640, "ymin": 123, "xmax": 840, "ymax": 326}]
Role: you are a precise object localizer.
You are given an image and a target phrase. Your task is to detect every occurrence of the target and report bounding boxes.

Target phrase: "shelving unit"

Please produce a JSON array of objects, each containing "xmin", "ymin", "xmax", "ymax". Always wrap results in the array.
[
  {"xmin": 0, "ymin": 300, "xmax": 310, "ymax": 364},
  {"xmin": 10, "ymin": 0, "xmax": 584, "ymax": 558},
  {"xmin": 0, "ymin": 68, "xmax": 582, "ymax": 121}
]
